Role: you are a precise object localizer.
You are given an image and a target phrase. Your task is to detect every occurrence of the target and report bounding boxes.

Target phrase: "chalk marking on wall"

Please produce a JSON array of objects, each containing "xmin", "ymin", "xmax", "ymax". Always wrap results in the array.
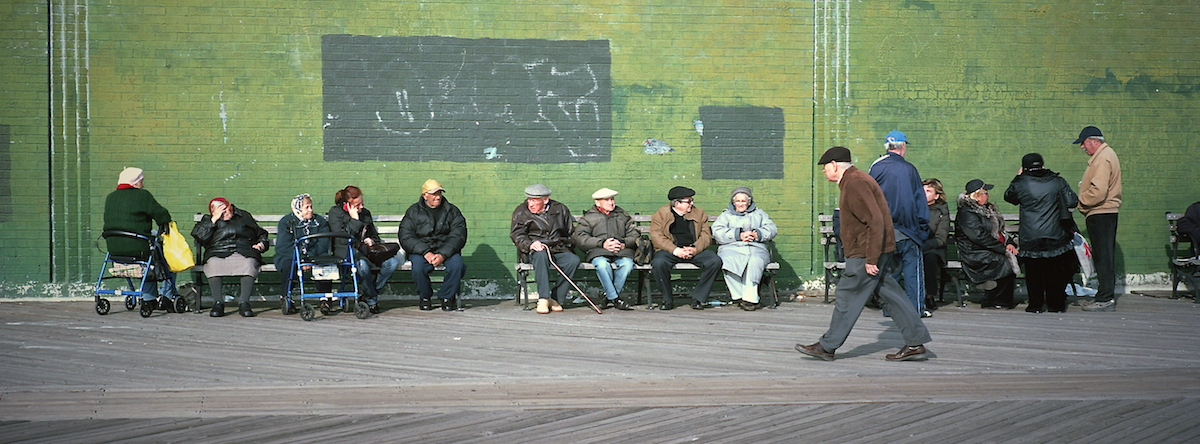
[{"xmin": 219, "ymin": 90, "xmax": 228, "ymax": 144}]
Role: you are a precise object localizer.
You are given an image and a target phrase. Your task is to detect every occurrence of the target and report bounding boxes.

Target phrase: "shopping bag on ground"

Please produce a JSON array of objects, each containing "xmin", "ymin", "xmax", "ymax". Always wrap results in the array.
[
  {"xmin": 162, "ymin": 221, "xmax": 195, "ymax": 272},
  {"xmin": 1073, "ymin": 232, "xmax": 1094, "ymax": 282}
]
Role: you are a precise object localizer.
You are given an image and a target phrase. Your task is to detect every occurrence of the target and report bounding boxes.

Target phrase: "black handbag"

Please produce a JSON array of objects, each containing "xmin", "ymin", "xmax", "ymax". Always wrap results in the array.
[{"xmin": 363, "ymin": 242, "xmax": 401, "ymax": 266}]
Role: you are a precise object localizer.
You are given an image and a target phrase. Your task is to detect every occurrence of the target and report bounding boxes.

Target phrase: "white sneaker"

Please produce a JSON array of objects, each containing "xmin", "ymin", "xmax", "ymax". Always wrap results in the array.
[{"xmin": 1081, "ymin": 300, "xmax": 1116, "ymax": 312}]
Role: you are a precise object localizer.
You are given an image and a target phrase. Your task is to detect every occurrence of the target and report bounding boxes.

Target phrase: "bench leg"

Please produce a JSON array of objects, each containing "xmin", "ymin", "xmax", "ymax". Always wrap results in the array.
[{"xmin": 768, "ymin": 272, "xmax": 779, "ymax": 308}]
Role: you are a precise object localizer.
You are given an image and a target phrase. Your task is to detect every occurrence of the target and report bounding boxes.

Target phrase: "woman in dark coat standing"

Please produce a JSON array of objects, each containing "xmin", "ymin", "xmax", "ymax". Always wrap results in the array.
[
  {"xmin": 920, "ymin": 178, "xmax": 950, "ymax": 315},
  {"xmin": 191, "ymin": 197, "xmax": 269, "ymax": 317},
  {"xmin": 956, "ymin": 179, "xmax": 1021, "ymax": 309},
  {"xmin": 1004, "ymin": 153, "xmax": 1080, "ymax": 313}
]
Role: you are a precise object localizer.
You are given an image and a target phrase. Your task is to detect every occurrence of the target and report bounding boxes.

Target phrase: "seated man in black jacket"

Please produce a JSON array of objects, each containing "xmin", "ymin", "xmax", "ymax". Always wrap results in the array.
[{"xmin": 400, "ymin": 179, "xmax": 468, "ymax": 311}]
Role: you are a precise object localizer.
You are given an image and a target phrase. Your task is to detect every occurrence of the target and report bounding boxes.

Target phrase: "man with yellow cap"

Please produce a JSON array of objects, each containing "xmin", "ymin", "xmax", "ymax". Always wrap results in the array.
[
  {"xmin": 572, "ymin": 188, "xmax": 639, "ymax": 310},
  {"xmin": 400, "ymin": 179, "xmax": 468, "ymax": 311}
]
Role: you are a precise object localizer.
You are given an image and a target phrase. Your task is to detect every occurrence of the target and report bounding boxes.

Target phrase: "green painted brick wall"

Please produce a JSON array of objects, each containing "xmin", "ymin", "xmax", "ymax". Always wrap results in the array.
[{"xmin": 2, "ymin": 0, "xmax": 1198, "ymax": 297}]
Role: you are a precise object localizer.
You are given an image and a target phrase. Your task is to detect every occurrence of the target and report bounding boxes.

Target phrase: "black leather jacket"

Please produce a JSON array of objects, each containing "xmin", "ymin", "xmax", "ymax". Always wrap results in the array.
[
  {"xmin": 1003, "ymin": 169, "xmax": 1079, "ymax": 258},
  {"xmin": 510, "ymin": 199, "xmax": 574, "ymax": 254},
  {"xmin": 399, "ymin": 197, "xmax": 468, "ymax": 257},
  {"xmin": 191, "ymin": 206, "xmax": 269, "ymax": 264}
]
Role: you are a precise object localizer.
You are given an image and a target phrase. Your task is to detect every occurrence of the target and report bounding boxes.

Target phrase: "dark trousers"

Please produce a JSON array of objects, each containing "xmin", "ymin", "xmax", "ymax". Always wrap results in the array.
[
  {"xmin": 1024, "ymin": 252, "xmax": 1074, "ymax": 312},
  {"xmin": 529, "ymin": 250, "xmax": 580, "ymax": 302},
  {"xmin": 1086, "ymin": 213, "xmax": 1119, "ymax": 303},
  {"xmin": 980, "ymin": 274, "xmax": 1016, "ymax": 308},
  {"xmin": 819, "ymin": 255, "xmax": 932, "ymax": 352},
  {"xmin": 650, "ymin": 249, "xmax": 722, "ymax": 304},
  {"xmin": 922, "ymin": 251, "xmax": 945, "ymax": 298},
  {"xmin": 410, "ymin": 253, "xmax": 465, "ymax": 301}
]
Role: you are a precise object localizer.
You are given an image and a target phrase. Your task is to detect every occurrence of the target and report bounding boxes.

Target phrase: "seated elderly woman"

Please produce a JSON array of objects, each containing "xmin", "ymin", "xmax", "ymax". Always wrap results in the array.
[
  {"xmin": 191, "ymin": 197, "xmax": 269, "ymax": 317},
  {"xmin": 712, "ymin": 186, "xmax": 778, "ymax": 311},
  {"xmin": 955, "ymin": 179, "xmax": 1021, "ymax": 310},
  {"xmin": 275, "ymin": 193, "xmax": 332, "ymax": 312}
]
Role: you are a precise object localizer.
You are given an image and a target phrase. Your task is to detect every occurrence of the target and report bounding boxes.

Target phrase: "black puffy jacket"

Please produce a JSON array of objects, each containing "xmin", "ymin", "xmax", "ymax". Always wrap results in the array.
[
  {"xmin": 955, "ymin": 194, "xmax": 1017, "ymax": 284},
  {"xmin": 399, "ymin": 197, "xmax": 468, "ymax": 258},
  {"xmin": 191, "ymin": 206, "xmax": 269, "ymax": 264},
  {"xmin": 1003, "ymin": 169, "xmax": 1079, "ymax": 258}
]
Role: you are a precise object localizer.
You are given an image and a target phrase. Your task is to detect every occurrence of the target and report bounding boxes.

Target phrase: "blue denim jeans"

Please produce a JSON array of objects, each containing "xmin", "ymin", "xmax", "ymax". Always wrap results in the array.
[
  {"xmin": 888, "ymin": 238, "xmax": 925, "ymax": 314},
  {"xmin": 355, "ymin": 256, "xmax": 399, "ymax": 305},
  {"xmin": 410, "ymin": 253, "xmax": 466, "ymax": 301},
  {"xmin": 592, "ymin": 256, "xmax": 634, "ymax": 300}
]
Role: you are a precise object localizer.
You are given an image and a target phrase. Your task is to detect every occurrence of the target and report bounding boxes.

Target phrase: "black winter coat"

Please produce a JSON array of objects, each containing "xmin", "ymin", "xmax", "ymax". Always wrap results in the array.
[
  {"xmin": 399, "ymin": 197, "xmax": 468, "ymax": 258},
  {"xmin": 922, "ymin": 201, "xmax": 950, "ymax": 264},
  {"xmin": 955, "ymin": 194, "xmax": 1017, "ymax": 284},
  {"xmin": 327, "ymin": 204, "xmax": 383, "ymax": 260},
  {"xmin": 510, "ymin": 199, "xmax": 574, "ymax": 254},
  {"xmin": 191, "ymin": 206, "xmax": 269, "ymax": 264},
  {"xmin": 1003, "ymin": 169, "xmax": 1080, "ymax": 258}
]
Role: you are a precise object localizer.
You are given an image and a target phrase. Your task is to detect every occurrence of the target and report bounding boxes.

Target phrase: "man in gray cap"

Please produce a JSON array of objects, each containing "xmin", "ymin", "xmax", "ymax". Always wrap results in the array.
[
  {"xmin": 1073, "ymin": 125, "xmax": 1122, "ymax": 311},
  {"xmin": 649, "ymin": 186, "xmax": 723, "ymax": 310},
  {"xmin": 572, "ymin": 188, "xmax": 640, "ymax": 310},
  {"xmin": 510, "ymin": 184, "xmax": 580, "ymax": 314},
  {"xmin": 796, "ymin": 147, "xmax": 932, "ymax": 362}
]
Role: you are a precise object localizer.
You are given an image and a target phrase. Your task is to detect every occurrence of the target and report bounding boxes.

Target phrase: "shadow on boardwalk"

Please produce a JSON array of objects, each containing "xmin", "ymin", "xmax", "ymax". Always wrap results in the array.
[{"xmin": 1, "ymin": 294, "xmax": 1198, "ymax": 443}]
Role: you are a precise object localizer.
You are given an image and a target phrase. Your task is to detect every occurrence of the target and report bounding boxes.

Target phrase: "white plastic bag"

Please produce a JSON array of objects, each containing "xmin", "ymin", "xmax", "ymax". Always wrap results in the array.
[{"xmin": 1073, "ymin": 232, "xmax": 1094, "ymax": 281}]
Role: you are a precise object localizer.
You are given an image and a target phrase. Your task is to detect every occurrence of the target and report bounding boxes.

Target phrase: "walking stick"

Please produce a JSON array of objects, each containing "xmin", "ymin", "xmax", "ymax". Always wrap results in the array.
[{"xmin": 546, "ymin": 251, "xmax": 603, "ymax": 314}]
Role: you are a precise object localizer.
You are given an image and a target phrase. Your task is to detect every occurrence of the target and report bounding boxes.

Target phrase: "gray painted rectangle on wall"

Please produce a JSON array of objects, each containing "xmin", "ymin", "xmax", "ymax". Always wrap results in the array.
[
  {"xmin": 699, "ymin": 106, "xmax": 785, "ymax": 180},
  {"xmin": 322, "ymin": 35, "xmax": 612, "ymax": 163}
]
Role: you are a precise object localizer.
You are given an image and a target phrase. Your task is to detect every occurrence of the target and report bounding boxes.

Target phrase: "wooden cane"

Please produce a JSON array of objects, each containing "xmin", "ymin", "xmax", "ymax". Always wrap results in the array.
[{"xmin": 546, "ymin": 251, "xmax": 603, "ymax": 314}]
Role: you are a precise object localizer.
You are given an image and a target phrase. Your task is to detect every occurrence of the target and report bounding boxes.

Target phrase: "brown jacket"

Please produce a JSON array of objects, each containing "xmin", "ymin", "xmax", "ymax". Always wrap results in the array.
[
  {"xmin": 1078, "ymin": 143, "xmax": 1122, "ymax": 217},
  {"xmin": 650, "ymin": 204, "xmax": 712, "ymax": 252},
  {"xmin": 838, "ymin": 166, "xmax": 896, "ymax": 265}
]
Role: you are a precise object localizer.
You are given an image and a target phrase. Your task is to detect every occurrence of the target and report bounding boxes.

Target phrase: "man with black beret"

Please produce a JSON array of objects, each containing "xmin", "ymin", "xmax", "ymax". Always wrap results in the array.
[
  {"xmin": 796, "ymin": 147, "xmax": 932, "ymax": 361},
  {"xmin": 649, "ymin": 186, "xmax": 723, "ymax": 310}
]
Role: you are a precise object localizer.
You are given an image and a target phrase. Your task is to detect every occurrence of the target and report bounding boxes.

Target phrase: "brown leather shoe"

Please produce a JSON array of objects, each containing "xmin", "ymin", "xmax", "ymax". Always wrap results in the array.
[
  {"xmin": 795, "ymin": 342, "xmax": 835, "ymax": 361},
  {"xmin": 885, "ymin": 345, "xmax": 928, "ymax": 361}
]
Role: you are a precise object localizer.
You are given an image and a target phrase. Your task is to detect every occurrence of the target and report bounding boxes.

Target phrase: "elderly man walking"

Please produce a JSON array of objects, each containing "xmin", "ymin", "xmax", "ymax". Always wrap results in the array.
[
  {"xmin": 1073, "ymin": 126, "xmax": 1122, "ymax": 312},
  {"xmin": 511, "ymin": 184, "xmax": 580, "ymax": 314},
  {"xmin": 572, "ymin": 188, "xmax": 639, "ymax": 310},
  {"xmin": 868, "ymin": 130, "xmax": 931, "ymax": 317},
  {"xmin": 796, "ymin": 147, "xmax": 932, "ymax": 362}
]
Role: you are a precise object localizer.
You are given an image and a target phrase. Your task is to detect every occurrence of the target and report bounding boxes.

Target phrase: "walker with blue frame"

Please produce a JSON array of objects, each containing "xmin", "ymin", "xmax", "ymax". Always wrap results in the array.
[
  {"xmin": 285, "ymin": 232, "xmax": 368, "ymax": 320},
  {"xmin": 94, "ymin": 230, "xmax": 186, "ymax": 317}
]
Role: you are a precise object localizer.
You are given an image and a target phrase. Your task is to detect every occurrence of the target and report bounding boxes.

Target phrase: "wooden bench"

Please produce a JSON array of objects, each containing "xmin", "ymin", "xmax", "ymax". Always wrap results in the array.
[
  {"xmin": 1167, "ymin": 211, "xmax": 1198, "ymax": 301},
  {"xmin": 515, "ymin": 214, "xmax": 781, "ymax": 310},
  {"xmin": 190, "ymin": 213, "xmax": 453, "ymax": 311},
  {"xmin": 819, "ymin": 212, "xmax": 1020, "ymax": 308}
]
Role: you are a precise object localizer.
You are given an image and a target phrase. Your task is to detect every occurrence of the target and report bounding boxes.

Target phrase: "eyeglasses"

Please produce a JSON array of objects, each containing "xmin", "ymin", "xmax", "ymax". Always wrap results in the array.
[{"xmin": 676, "ymin": 199, "xmax": 693, "ymax": 204}]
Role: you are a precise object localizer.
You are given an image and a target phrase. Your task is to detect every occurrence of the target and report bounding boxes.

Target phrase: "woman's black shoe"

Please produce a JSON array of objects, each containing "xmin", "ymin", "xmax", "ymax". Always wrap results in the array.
[
  {"xmin": 210, "ymin": 303, "xmax": 225, "ymax": 317},
  {"xmin": 238, "ymin": 303, "xmax": 255, "ymax": 317}
]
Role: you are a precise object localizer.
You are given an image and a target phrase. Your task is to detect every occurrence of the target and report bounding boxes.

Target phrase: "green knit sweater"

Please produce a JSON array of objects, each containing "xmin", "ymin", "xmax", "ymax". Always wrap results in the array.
[{"xmin": 102, "ymin": 188, "xmax": 172, "ymax": 258}]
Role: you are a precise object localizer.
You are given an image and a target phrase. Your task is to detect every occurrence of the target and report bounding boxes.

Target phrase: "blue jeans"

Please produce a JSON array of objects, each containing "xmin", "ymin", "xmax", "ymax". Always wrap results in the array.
[
  {"xmin": 410, "ymin": 253, "xmax": 466, "ymax": 301},
  {"xmin": 355, "ymin": 256, "xmax": 399, "ymax": 305},
  {"xmin": 592, "ymin": 256, "xmax": 634, "ymax": 300}
]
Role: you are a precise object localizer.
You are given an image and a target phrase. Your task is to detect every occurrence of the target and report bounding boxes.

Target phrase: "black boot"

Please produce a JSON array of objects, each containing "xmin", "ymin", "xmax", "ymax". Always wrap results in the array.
[
  {"xmin": 238, "ymin": 302, "xmax": 254, "ymax": 317},
  {"xmin": 210, "ymin": 302, "xmax": 225, "ymax": 317},
  {"xmin": 420, "ymin": 297, "xmax": 434, "ymax": 311},
  {"xmin": 612, "ymin": 298, "xmax": 633, "ymax": 310}
]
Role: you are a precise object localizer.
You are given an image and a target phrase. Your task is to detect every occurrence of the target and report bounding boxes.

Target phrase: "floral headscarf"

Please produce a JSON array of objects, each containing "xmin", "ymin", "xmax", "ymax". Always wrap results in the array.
[{"xmin": 291, "ymin": 194, "xmax": 322, "ymax": 258}]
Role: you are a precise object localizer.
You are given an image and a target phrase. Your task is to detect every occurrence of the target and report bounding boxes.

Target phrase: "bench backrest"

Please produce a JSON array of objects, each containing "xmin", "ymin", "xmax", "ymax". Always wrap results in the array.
[
  {"xmin": 192, "ymin": 213, "xmax": 405, "ymax": 255},
  {"xmin": 1167, "ymin": 212, "xmax": 1194, "ymax": 257},
  {"xmin": 818, "ymin": 212, "xmax": 1020, "ymax": 259}
]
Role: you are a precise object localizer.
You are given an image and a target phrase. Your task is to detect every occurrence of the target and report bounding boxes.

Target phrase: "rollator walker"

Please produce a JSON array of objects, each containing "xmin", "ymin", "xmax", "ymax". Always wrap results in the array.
[
  {"xmin": 93, "ymin": 230, "xmax": 186, "ymax": 317},
  {"xmin": 283, "ymin": 232, "xmax": 367, "ymax": 321}
]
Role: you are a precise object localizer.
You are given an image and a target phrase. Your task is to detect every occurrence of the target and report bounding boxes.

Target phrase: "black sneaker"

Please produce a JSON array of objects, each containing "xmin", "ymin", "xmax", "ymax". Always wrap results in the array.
[
  {"xmin": 420, "ymin": 298, "xmax": 434, "ymax": 311},
  {"xmin": 441, "ymin": 298, "xmax": 456, "ymax": 311}
]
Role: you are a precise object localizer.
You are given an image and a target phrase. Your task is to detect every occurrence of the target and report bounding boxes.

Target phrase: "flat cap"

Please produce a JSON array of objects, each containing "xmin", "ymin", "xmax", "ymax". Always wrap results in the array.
[
  {"xmin": 667, "ymin": 186, "xmax": 695, "ymax": 201},
  {"xmin": 592, "ymin": 188, "xmax": 618, "ymax": 199},
  {"xmin": 818, "ymin": 146, "xmax": 852, "ymax": 165},
  {"xmin": 524, "ymin": 183, "xmax": 551, "ymax": 198}
]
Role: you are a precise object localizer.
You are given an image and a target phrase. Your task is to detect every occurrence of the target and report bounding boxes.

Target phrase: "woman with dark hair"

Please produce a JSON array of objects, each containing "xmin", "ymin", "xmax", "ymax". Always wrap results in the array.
[
  {"xmin": 920, "ymin": 178, "xmax": 949, "ymax": 316},
  {"xmin": 191, "ymin": 197, "xmax": 269, "ymax": 317},
  {"xmin": 1004, "ymin": 153, "xmax": 1080, "ymax": 313},
  {"xmin": 956, "ymin": 179, "xmax": 1020, "ymax": 309},
  {"xmin": 327, "ymin": 185, "xmax": 398, "ymax": 314}
]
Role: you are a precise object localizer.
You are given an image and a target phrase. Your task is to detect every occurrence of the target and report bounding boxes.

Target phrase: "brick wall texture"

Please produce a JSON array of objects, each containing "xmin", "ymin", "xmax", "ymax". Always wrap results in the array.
[{"xmin": 2, "ymin": 0, "xmax": 1198, "ymax": 296}]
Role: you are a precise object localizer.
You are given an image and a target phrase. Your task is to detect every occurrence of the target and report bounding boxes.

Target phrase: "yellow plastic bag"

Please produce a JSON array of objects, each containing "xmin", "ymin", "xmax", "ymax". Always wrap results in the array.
[{"xmin": 162, "ymin": 221, "xmax": 195, "ymax": 272}]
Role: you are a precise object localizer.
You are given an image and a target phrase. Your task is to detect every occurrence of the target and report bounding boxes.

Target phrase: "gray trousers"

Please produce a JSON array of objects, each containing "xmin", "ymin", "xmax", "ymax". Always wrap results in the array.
[
  {"xmin": 819, "ymin": 255, "xmax": 932, "ymax": 352},
  {"xmin": 529, "ymin": 250, "xmax": 581, "ymax": 302}
]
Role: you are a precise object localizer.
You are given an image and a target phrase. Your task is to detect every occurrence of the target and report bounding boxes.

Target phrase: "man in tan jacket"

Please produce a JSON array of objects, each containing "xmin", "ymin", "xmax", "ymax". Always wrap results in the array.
[
  {"xmin": 649, "ymin": 186, "xmax": 722, "ymax": 310},
  {"xmin": 1073, "ymin": 126, "xmax": 1122, "ymax": 312}
]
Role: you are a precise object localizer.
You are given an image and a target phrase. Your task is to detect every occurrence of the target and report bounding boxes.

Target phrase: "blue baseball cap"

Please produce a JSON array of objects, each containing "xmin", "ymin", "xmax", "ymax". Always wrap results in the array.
[{"xmin": 885, "ymin": 130, "xmax": 908, "ymax": 144}]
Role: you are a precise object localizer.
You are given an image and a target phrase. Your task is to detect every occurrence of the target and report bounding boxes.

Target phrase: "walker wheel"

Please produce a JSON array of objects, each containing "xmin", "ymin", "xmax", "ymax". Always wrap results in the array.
[
  {"xmin": 300, "ymin": 303, "xmax": 316, "ymax": 321},
  {"xmin": 354, "ymin": 301, "xmax": 370, "ymax": 319},
  {"xmin": 139, "ymin": 302, "xmax": 154, "ymax": 318},
  {"xmin": 174, "ymin": 296, "xmax": 188, "ymax": 313},
  {"xmin": 96, "ymin": 299, "xmax": 111, "ymax": 315},
  {"xmin": 281, "ymin": 297, "xmax": 295, "ymax": 315},
  {"xmin": 125, "ymin": 296, "xmax": 137, "ymax": 310}
]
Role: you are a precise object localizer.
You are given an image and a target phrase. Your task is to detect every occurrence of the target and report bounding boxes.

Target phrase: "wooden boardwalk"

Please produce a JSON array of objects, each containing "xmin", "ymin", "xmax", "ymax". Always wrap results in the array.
[{"xmin": 1, "ymin": 292, "xmax": 1198, "ymax": 443}]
